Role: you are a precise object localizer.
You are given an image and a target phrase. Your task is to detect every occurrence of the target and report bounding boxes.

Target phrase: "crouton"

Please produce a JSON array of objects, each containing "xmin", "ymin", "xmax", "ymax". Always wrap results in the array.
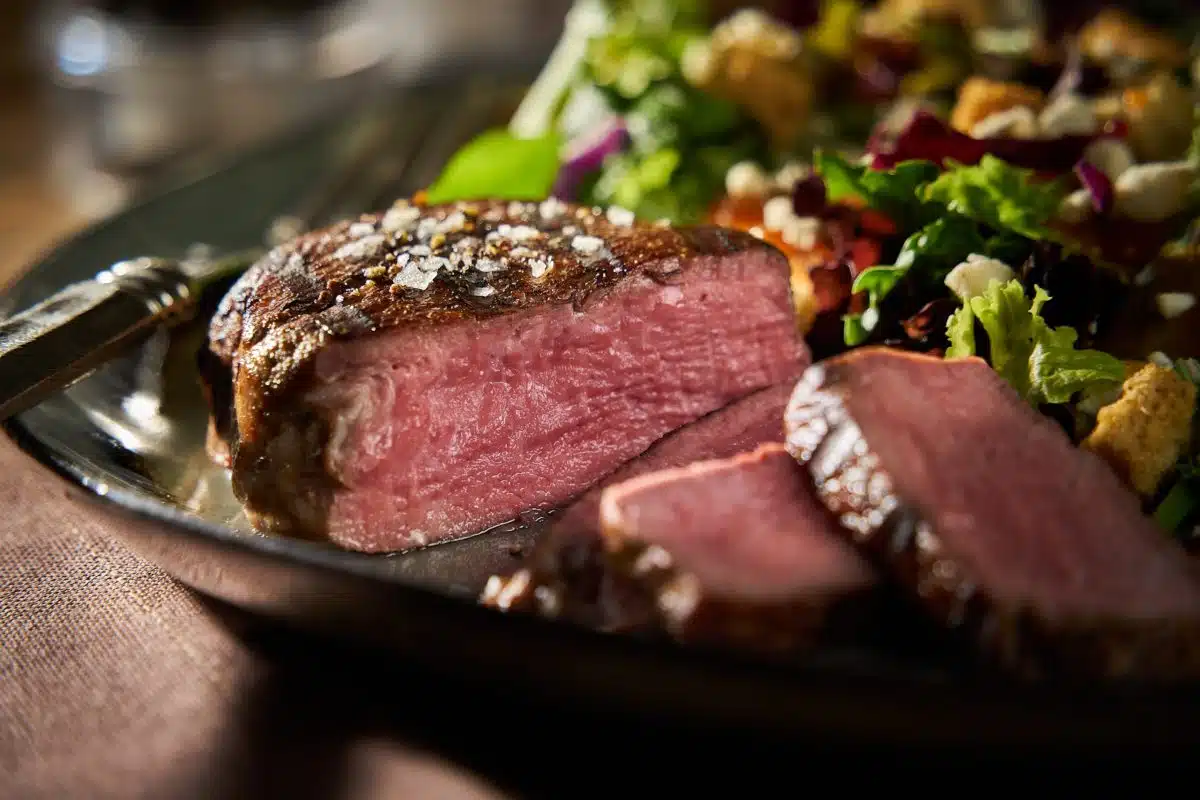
[
  {"xmin": 1078, "ymin": 8, "xmax": 1190, "ymax": 69},
  {"xmin": 1082, "ymin": 363, "xmax": 1197, "ymax": 497},
  {"xmin": 950, "ymin": 77, "xmax": 1045, "ymax": 134},
  {"xmin": 1119, "ymin": 72, "xmax": 1195, "ymax": 163}
]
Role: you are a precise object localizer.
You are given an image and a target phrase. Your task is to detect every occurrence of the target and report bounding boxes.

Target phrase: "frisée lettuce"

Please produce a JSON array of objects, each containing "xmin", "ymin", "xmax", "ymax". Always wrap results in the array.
[{"xmin": 944, "ymin": 279, "xmax": 1126, "ymax": 407}]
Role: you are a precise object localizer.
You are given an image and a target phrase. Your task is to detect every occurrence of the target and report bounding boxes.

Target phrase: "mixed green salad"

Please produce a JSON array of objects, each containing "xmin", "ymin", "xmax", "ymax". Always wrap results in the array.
[{"xmin": 425, "ymin": 0, "xmax": 1200, "ymax": 541}]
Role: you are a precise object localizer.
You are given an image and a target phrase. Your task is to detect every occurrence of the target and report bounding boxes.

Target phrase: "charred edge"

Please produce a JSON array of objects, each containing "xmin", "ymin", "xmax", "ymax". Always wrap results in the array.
[
  {"xmin": 791, "ymin": 382, "xmax": 1200, "ymax": 683},
  {"xmin": 196, "ymin": 346, "xmax": 236, "ymax": 468},
  {"xmin": 229, "ymin": 404, "xmax": 337, "ymax": 543}
]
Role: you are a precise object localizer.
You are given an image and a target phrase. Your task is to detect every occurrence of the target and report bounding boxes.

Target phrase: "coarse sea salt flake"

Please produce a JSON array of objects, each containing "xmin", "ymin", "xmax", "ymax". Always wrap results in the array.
[
  {"xmin": 348, "ymin": 221, "xmax": 376, "ymax": 237},
  {"xmin": 393, "ymin": 260, "xmax": 437, "ymax": 290},
  {"xmin": 472, "ymin": 285, "xmax": 496, "ymax": 297},
  {"xmin": 605, "ymin": 206, "xmax": 635, "ymax": 226},
  {"xmin": 333, "ymin": 233, "xmax": 385, "ymax": 261},
  {"xmin": 503, "ymin": 224, "xmax": 541, "ymax": 242},
  {"xmin": 530, "ymin": 258, "xmax": 551, "ymax": 278},
  {"xmin": 476, "ymin": 257, "xmax": 506, "ymax": 273},
  {"xmin": 419, "ymin": 256, "xmax": 450, "ymax": 273},
  {"xmin": 539, "ymin": 197, "xmax": 566, "ymax": 220},
  {"xmin": 381, "ymin": 205, "xmax": 420, "ymax": 233}
]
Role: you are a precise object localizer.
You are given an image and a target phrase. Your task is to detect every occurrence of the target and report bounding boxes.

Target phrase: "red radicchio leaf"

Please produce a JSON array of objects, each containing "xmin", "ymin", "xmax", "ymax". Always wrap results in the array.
[
  {"xmin": 791, "ymin": 174, "xmax": 827, "ymax": 217},
  {"xmin": 551, "ymin": 118, "xmax": 630, "ymax": 201},
  {"xmin": 1073, "ymin": 159, "xmax": 1114, "ymax": 214},
  {"xmin": 869, "ymin": 110, "xmax": 1126, "ymax": 173}
]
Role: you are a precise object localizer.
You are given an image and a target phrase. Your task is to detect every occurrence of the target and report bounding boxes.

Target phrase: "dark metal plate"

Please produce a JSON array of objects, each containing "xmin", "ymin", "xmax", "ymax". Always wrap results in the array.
[{"xmin": 7, "ymin": 79, "xmax": 1200, "ymax": 753}]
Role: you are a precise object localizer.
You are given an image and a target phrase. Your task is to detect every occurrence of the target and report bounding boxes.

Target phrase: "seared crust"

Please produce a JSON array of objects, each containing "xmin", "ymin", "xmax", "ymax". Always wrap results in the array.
[
  {"xmin": 210, "ymin": 198, "xmax": 776, "ymax": 423},
  {"xmin": 206, "ymin": 197, "xmax": 785, "ymax": 539},
  {"xmin": 784, "ymin": 348, "xmax": 1200, "ymax": 682}
]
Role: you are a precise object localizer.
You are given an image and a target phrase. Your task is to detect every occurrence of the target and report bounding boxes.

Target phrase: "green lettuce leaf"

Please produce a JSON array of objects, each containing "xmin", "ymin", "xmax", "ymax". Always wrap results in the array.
[
  {"xmin": 813, "ymin": 150, "xmax": 940, "ymax": 229},
  {"xmin": 944, "ymin": 279, "xmax": 1126, "ymax": 406},
  {"xmin": 945, "ymin": 301, "xmax": 975, "ymax": 359},
  {"xmin": 923, "ymin": 155, "xmax": 1068, "ymax": 240},
  {"xmin": 425, "ymin": 128, "xmax": 562, "ymax": 205},
  {"xmin": 843, "ymin": 215, "xmax": 988, "ymax": 344}
]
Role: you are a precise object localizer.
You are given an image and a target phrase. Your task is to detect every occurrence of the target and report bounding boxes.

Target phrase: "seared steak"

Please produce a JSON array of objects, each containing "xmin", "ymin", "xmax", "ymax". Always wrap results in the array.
[
  {"xmin": 784, "ymin": 348, "xmax": 1200, "ymax": 681},
  {"xmin": 206, "ymin": 198, "xmax": 803, "ymax": 552},
  {"xmin": 482, "ymin": 382, "xmax": 798, "ymax": 631},
  {"xmin": 595, "ymin": 443, "xmax": 879, "ymax": 653}
]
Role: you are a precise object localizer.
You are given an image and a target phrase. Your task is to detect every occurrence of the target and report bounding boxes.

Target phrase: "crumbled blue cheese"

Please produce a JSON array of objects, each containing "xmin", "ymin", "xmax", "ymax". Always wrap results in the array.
[
  {"xmin": 725, "ymin": 161, "xmax": 771, "ymax": 198},
  {"xmin": 762, "ymin": 196, "xmax": 794, "ymax": 232},
  {"xmin": 944, "ymin": 254, "xmax": 1016, "ymax": 301},
  {"xmin": 1113, "ymin": 161, "xmax": 1199, "ymax": 222},
  {"xmin": 1156, "ymin": 292, "xmax": 1196, "ymax": 319},
  {"xmin": 1036, "ymin": 93, "xmax": 1097, "ymax": 138},
  {"xmin": 970, "ymin": 106, "xmax": 1038, "ymax": 139}
]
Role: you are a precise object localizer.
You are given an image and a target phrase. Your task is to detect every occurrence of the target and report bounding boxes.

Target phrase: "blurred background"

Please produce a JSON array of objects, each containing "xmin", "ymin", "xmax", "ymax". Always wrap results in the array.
[
  {"xmin": 0, "ymin": 0, "xmax": 573, "ymax": 275},
  {"xmin": 0, "ymin": 0, "xmax": 1191, "ymax": 279}
]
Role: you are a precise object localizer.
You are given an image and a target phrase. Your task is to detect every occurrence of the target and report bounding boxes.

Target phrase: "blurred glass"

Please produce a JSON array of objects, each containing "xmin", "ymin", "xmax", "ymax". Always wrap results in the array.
[{"xmin": 32, "ymin": 0, "xmax": 570, "ymax": 221}]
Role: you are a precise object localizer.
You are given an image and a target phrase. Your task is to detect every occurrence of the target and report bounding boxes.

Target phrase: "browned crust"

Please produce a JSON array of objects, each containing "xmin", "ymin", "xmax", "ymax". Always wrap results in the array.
[
  {"xmin": 482, "ymin": 443, "xmax": 886, "ymax": 656},
  {"xmin": 784, "ymin": 347, "xmax": 1200, "ymax": 682},
  {"xmin": 205, "ymin": 198, "xmax": 786, "ymax": 540}
]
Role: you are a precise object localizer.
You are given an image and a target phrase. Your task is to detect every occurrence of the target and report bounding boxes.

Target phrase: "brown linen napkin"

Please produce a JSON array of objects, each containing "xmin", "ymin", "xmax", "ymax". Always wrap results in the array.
[{"xmin": 0, "ymin": 434, "xmax": 507, "ymax": 800}]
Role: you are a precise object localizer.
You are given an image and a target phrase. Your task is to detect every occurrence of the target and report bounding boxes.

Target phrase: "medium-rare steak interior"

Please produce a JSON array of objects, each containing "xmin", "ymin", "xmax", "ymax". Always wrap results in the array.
[
  {"xmin": 595, "ymin": 443, "xmax": 880, "ymax": 653},
  {"xmin": 204, "ymin": 198, "xmax": 804, "ymax": 552},
  {"xmin": 785, "ymin": 348, "xmax": 1200, "ymax": 681},
  {"xmin": 482, "ymin": 382, "xmax": 800, "ymax": 632}
]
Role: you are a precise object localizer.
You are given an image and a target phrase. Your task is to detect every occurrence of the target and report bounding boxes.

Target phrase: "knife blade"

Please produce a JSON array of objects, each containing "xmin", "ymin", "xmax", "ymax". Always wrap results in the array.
[{"xmin": 0, "ymin": 249, "xmax": 263, "ymax": 422}]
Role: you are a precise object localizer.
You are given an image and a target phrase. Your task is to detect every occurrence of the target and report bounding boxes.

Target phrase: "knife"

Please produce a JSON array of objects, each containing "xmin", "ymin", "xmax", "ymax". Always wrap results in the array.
[{"xmin": 0, "ymin": 248, "xmax": 264, "ymax": 422}]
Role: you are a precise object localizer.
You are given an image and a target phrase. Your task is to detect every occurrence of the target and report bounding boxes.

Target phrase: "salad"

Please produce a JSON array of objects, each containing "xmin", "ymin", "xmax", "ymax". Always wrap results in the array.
[{"xmin": 426, "ymin": 0, "xmax": 1200, "ymax": 545}]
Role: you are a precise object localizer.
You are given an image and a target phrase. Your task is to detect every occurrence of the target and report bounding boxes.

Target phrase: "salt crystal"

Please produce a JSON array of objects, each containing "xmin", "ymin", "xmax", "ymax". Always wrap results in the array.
[
  {"xmin": 381, "ymin": 205, "xmax": 420, "ymax": 234},
  {"xmin": 472, "ymin": 285, "xmax": 496, "ymax": 297},
  {"xmin": 348, "ymin": 221, "xmax": 376, "ymax": 238},
  {"xmin": 476, "ymin": 257, "xmax": 506, "ymax": 273},
  {"xmin": 332, "ymin": 234, "xmax": 385, "ymax": 261},
  {"xmin": 530, "ymin": 258, "xmax": 551, "ymax": 279},
  {"xmin": 571, "ymin": 235, "xmax": 604, "ymax": 255},
  {"xmin": 539, "ymin": 197, "xmax": 566, "ymax": 220},
  {"xmin": 392, "ymin": 256, "xmax": 438, "ymax": 290},
  {"xmin": 419, "ymin": 256, "xmax": 451, "ymax": 273},
  {"xmin": 605, "ymin": 206, "xmax": 635, "ymax": 227}
]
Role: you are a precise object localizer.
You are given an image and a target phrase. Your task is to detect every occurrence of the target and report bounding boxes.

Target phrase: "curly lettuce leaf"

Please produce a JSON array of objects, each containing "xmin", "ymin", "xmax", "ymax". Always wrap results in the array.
[
  {"xmin": 923, "ymin": 155, "xmax": 1069, "ymax": 240},
  {"xmin": 944, "ymin": 279, "xmax": 1125, "ymax": 406},
  {"xmin": 843, "ymin": 215, "xmax": 987, "ymax": 344},
  {"xmin": 814, "ymin": 150, "xmax": 940, "ymax": 229},
  {"xmin": 425, "ymin": 129, "xmax": 563, "ymax": 204}
]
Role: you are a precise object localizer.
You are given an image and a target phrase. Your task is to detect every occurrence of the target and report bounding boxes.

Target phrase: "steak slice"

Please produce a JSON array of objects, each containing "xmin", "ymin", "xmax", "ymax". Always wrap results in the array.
[
  {"xmin": 594, "ymin": 443, "xmax": 879, "ymax": 654},
  {"xmin": 207, "ymin": 198, "xmax": 804, "ymax": 552},
  {"xmin": 482, "ymin": 382, "xmax": 798, "ymax": 631},
  {"xmin": 784, "ymin": 347, "xmax": 1200, "ymax": 681}
]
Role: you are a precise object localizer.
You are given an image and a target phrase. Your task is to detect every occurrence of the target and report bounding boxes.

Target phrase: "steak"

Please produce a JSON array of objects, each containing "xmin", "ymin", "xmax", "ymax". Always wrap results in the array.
[
  {"xmin": 482, "ymin": 382, "xmax": 799, "ymax": 631},
  {"xmin": 206, "ymin": 198, "xmax": 804, "ymax": 552},
  {"xmin": 594, "ymin": 443, "xmax": 879, "ymax": 653},
  {"xmin": 784, "ymin": 347, "xmax": 1200, "ymax": 681}
]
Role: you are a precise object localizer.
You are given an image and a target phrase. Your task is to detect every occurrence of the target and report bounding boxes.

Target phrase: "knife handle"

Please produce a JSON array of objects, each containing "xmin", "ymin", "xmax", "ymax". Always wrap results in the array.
[{"xmin": 0, "ymin": 257, "xmax": 195, "ymax": 421}]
